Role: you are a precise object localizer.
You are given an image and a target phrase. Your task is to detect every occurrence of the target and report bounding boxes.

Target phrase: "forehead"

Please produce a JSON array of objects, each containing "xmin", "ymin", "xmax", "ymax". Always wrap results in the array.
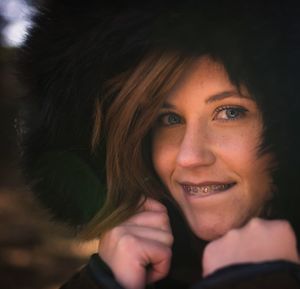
[{"xmin": 164, "ymin": 57, "xmax": 250, "ymax": 104}]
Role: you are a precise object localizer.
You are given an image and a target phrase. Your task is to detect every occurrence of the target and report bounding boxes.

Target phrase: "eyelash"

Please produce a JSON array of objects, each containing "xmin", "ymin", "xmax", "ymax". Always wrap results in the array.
[
  {"xmin": 156, "ymin": 111, "xmax": 182, "ymax": 126},
  {"xmin": 213, "ymin": 105, "xmax": 248, "ymax": 121},
  {"xmin": 156, "ymin": 105, "xmax": 248, "ymax": 126}
]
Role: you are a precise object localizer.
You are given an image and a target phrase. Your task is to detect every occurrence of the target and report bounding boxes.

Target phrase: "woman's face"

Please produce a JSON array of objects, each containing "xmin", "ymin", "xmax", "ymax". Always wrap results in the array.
[{"xmin": 151, "ymin": 57, "xmax": 273, "ymax": 241}]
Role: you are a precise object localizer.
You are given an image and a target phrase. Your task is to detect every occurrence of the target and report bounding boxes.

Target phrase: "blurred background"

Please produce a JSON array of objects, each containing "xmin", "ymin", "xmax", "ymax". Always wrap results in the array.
[{"xmin": 0, "ymin": 1, "xmax": 96, "ymax": 288}]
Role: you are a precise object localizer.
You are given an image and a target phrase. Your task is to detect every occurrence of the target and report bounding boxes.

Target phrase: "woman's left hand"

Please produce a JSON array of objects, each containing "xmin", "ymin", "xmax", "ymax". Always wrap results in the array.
[{"xmin": 202, "ymin": 218, "xmax": 300, "ymax": 277}]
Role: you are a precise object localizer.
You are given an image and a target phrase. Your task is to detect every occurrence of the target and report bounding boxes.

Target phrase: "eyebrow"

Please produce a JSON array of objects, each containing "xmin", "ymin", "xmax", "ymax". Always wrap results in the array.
[
  {"xmin": 205, "ymin": 90, "xmax": 250, "ymax": 103},
  {"xmin": 161, "ymin": 90, "xmax": 250, "ymax": 109}
]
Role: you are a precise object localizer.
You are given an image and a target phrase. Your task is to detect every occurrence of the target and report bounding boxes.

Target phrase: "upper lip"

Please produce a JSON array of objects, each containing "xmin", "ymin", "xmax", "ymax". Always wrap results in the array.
[{"xmin": 179, "ymin": 181, "xmax": 236, "ymax": 186}]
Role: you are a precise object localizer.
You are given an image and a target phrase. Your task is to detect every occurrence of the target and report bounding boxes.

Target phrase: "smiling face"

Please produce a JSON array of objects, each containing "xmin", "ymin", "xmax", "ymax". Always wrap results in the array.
[{"xmin": 151, "ymin": 57, "xmax": 274, "ymax": 241}]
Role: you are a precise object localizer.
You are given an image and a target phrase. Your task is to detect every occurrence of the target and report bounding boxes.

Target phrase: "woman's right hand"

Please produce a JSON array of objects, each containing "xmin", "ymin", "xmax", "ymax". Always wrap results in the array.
[{"xmin": 98, "ymin": 198, "xmax": 173, "ymax": 289}]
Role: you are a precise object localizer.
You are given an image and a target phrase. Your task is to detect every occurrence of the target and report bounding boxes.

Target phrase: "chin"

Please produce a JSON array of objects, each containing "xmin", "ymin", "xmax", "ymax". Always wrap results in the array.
[
  {"xmin": 193, "ymin": 228, "xmax": 225, "ymax": 241},
  {"xmin": 190, "ymin": 218, "xmax": 238, "ymax": 241}
]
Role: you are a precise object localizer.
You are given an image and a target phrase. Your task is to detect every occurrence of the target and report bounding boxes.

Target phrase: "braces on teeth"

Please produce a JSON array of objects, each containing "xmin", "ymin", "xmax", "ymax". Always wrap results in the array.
[{"xmin": 184, "ymin": 184, "xmax": 230, "ymax": 195}]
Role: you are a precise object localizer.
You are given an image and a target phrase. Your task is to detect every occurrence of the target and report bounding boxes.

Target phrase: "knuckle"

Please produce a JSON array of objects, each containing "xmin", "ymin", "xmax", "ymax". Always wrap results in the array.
[
  {"xmin": 100, "ymin": 226, "xmax": 124, "ymax": 247},
  {"xmin": 225, "ymin": 227, "xmax": 239, "ymax": 238},
  {"xmin": 166, "ymin": 233, "xmax": 174, "ymax": 246},
  {"xmin": 118, "ymin": 233, "xmax": 138, "ymax": 250},
  {"xmin": 155, "ymin": 203, "xmax": 167, "ymax": 213},
  {"xmin": 161, "ymin": 246, "xmax": 172, "ymax": 259},
  {"xmin": 246, "ymin": 217, "xmax": 266, "ymax": 231},
  {"xmin": 110, "ymin": 226, "xmax": 125, "ymax": 240},
  {"xmin": 146, "ymin": 198, "xmax": 167, "ymax": 212},
  {"xmin": 248, "ymin": 217, "xmax": 261, "ymax": 227},
  {"xmin": 160, "ymin": 210, "xmax": 169, "ymax": 220},
  {"xmin": 159, "ymin": 211, "xmax": 170, "ymax": 227}
]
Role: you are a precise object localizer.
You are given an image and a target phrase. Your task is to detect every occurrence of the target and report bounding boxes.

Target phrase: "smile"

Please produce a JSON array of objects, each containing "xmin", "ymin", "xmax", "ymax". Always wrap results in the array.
[{"xmin": 181, "ymin": 182, "xmax": 236, "ymax": 197}]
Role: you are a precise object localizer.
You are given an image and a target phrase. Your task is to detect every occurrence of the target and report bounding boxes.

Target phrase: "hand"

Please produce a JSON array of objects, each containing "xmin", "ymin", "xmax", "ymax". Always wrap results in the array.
[
  {"xmin": 202, "ymin": 218, "xmax": 299, "ymax": 277},
  {"xmin": 98, "ymin": 198, "xmax": 173, "ymax": 289}
]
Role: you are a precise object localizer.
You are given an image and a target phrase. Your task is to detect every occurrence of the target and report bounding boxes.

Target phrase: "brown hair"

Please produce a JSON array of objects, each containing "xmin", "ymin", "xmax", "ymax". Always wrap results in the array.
[{"xmin": 81, "ymin": 51, "xmax": 193, "ymax": 239}]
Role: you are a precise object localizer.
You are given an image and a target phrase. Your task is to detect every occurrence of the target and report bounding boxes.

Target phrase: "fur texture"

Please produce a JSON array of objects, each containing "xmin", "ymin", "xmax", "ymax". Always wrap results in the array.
[{"xmin": 18, "ymin": 1, "xmax": 300, "ymax": 237}]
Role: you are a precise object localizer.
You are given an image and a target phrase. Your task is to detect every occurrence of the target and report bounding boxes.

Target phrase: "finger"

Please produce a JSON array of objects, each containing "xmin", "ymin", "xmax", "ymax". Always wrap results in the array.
[
  {"xmin": 139, "ymin": 198, "xmax": 167, "ymax": 213},
  {"xmin": 124, "ymin": 225, "xmax": 174, "ymax": 246},
  {"xmin": 136, "ymin": 237, "xmax": 172, "ymax": 284},
  {"xmin": 125, "ymin": 211, "xmax": 171, "ymax": 232},
  {"xmin": 147, "ymin": 255, "xmax": 172, "ymax": 284}
]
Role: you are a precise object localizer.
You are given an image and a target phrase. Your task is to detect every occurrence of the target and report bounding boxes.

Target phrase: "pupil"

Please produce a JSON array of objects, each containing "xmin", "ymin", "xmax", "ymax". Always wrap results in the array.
[
  {"xmin": 226, "ymin": 108, "xmax": 238, "ymax": 118},
  {"xmin": 168, "ymin": 114, "xmax": 179, "ymax": 124}
]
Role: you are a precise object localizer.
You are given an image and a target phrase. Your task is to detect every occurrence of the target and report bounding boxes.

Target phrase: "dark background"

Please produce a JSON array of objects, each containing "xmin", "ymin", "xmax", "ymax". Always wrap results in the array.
[{"xmin": 0, "ymin": 1, "xmax": 93, "ymax": 288}]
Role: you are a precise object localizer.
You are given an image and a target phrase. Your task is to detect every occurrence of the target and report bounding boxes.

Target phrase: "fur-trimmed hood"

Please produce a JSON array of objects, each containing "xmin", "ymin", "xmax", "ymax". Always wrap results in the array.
[{"xmin": 18, "ymin": 1, "xmax": 300, "ymax": 236}]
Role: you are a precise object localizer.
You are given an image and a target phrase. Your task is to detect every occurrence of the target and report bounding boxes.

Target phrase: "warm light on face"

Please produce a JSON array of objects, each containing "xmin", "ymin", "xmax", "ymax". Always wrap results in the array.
[{"xmin": 151, "ymin": 57, "xmax": 273, "ymax": 240}]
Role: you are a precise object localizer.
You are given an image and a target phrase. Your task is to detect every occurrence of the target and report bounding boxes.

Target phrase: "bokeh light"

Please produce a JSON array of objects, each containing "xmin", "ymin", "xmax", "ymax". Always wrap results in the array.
[{"xmin": 0, "ymin": 0, "xmax": 36, "ymax": 47}]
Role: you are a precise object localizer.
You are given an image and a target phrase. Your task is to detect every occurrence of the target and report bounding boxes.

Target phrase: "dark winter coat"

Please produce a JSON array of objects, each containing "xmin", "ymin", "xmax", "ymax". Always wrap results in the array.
[
  {"xmin": 59, "ymin": 202, "xmax": 300, "ymax": 289},
  {"xmin": 60, "ymin": 258, "xmax": 300, "ymax": 289}
]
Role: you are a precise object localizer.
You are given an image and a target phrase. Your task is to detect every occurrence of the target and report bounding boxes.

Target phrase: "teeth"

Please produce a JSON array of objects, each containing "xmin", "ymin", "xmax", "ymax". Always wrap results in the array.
[{"xmin": 183, "ymin": 184, "xmax": 231, "ymax": 195}]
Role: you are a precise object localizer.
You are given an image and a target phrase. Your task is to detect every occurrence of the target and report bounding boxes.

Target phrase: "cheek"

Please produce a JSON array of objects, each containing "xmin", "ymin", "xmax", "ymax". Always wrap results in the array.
[
  {"xmin": 245, "ymin": 154, "xmax": 274, "ymax": 202},
  {"xmin": 152, "ymin": 142, "xmax": 167, "ymax": 178},
  {"xmin": 152, "ymin": 141, "xmax": 171, "ymax": 183},
  {"xmin": 214, "ymin": 127, "xmax": 262, "ymax": 171},
  {"xmin": 216, "ymin": 128, "xmax": 272, "ymax": 195},
  {"xmin": 151, "ymin": 129, "xmax": 183, "ymax": 180},
  {"xmin": 219, "ymin": 133, "xmax": 273, "ymax": 203}
]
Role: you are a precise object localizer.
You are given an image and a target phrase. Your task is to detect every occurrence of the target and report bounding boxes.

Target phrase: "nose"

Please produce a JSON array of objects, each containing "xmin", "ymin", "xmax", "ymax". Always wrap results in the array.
[{"xmin": 176, "ymin": 125, "xmax": 216, "ymax": 169}]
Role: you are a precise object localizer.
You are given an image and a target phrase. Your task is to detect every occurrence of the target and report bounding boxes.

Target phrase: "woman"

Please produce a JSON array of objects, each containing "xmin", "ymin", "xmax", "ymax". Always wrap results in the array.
[{"xmin": 19, "ymin": 1, "xmax": 300, "ymax": 288}]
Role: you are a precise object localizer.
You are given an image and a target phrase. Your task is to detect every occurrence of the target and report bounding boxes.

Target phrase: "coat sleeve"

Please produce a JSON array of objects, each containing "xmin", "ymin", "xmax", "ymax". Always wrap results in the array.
[
  {"xmin": 59, "ymin": 254, "xmax": 125, "ymax": 289},
  {"xmin": 191, "ymin": 260, "xmax": 300, "ymax": 289}
]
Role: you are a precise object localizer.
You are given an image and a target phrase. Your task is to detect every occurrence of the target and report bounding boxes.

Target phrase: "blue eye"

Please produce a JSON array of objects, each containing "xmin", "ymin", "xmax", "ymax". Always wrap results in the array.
[
  {"xmin": 158, "ymin": 112, "xmax": 182, "ymax": 126},
  {"xmin": 215, "ymin": 106, "xmax": 248, "ymax": 120}
]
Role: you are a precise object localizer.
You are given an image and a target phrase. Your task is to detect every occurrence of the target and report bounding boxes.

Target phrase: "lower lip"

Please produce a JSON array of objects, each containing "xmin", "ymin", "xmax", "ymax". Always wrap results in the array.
[{"xmin": 181, "ymin": 183, "xmax": 236, "ymax": 198}]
